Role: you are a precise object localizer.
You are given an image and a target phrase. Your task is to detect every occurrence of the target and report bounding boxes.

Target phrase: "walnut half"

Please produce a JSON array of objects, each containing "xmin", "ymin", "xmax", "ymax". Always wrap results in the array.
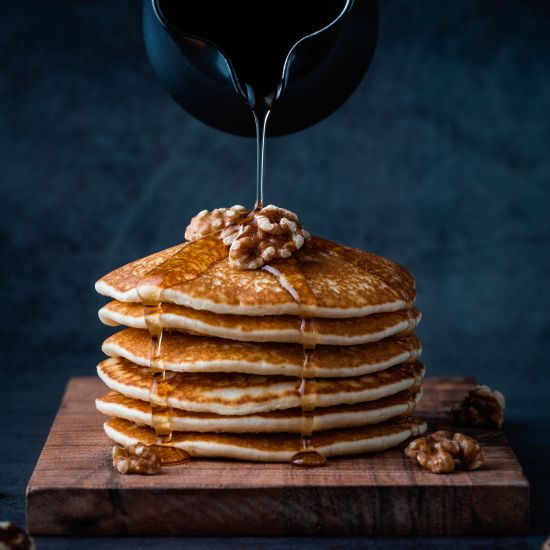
[
  {"xmin": 184, "ymin": 205, "xmax": 249, "ymax": 243},
  {"xmin": 451, "ymin": 385, "xmax": 505, "ymax": 429},
  {"xmin": 229, "ymin": 205, "xmax": 311, "ymax": 269},
  {"xmin": 405, "ymin": 430, "xmax": 485, "ymax": 474},
  {"xmin": 112, "ymin": 444, "xmax": 162, "ymax": 475},
  {"xmin": 185, "ymin": 204, "xmax": 311, "ymax": 270}
]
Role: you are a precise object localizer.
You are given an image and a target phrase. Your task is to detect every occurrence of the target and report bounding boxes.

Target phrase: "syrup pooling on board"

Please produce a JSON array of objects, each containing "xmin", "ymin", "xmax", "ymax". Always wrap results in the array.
[
  {"xmin": 262, "ymin": 258, "xmax": 326, "ymax": 466},
  {"xmin": 136, "ymin": 235, "xmax": 231, "ymax": 465}
]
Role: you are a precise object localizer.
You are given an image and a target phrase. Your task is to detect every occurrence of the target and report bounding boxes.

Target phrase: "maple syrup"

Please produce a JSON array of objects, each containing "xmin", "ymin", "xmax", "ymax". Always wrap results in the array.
[
  {"xmin": 291, "ymin": 319, "xmax": 326, "ymax": 467},
  {"xmin": 262, "ymin": 260, "xmax": 327, "ymax": 467},
  {"xmin": 153, "ymin": 444, "xmax": 191, "ymax": 465},
  {"xmin": 136, "ymin": 236, "xmax": 231, "ymax": 465},
  {"xmin": 253, "ymin": 109, "xmax": 270, "ymax": 209}
]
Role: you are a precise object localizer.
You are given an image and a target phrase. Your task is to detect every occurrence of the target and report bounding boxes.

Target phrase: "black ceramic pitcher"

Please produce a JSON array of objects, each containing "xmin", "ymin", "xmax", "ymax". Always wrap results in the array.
[{"xmin": 143, "ymin": 0, "xmax": 378, "ymax": 137}]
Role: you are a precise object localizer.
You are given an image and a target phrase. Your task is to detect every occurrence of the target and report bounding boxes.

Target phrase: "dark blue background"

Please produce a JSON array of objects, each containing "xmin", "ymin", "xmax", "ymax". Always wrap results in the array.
[{"xmin": 1, "ymin": 1, "xmax": 549, "ymax": 548}]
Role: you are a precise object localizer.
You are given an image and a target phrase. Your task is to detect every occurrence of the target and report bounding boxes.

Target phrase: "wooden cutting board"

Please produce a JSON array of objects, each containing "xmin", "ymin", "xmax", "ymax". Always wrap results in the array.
[{"xmin": 26, "ymin": 376, "xmax": 528, "ymax": 536}]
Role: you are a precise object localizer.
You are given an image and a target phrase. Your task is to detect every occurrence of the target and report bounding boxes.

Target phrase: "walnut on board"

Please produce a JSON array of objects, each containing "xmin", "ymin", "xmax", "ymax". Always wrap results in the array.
[
  {"xmin": 112, "ymin": 443, "xmax": 162, "ymax": 475},
  {"xmin": 450, "ymin": 385, "xmax": 505, "ymax": 428},
  {"xmin": 404, "ymin": 430, "xmax": 485, "ymax": 474}
]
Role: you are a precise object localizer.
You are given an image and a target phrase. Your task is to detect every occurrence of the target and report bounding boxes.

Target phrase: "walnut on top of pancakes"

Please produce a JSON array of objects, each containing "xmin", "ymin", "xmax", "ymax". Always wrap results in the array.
[{"xmin": 185, "ymin": 205, "xmax": 311, "ymax": 270}]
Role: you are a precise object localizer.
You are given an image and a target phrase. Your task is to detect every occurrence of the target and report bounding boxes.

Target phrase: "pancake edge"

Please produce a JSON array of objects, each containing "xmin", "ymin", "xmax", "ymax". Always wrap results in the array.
[
  {"xmin": 96, "ymin": 360, "xmax": 425, "ymax": 416},
  {"xmin": 98, "ymin": 304, "xmax": 422, "ymax": 346},
  {"xmin": 96, "ymin": 278, "xmax": 410, "ymax": 318},
  {"xmin": 102, "ymin": 337, "xmax": 422, "ymax": 378},
  {"xmin": 103, "ymin": 417, "xmax": 427, "ymax": 462},
  {"xmin": 96, "ymin": 388, "xmax": 423, "ymax": 433}
]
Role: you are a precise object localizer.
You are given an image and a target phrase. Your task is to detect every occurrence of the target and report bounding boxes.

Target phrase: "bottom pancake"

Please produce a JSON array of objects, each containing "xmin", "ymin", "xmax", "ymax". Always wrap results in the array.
[
  {"xmin": 104, "ymin": 416, "xmax": 427, "ymax": 462},
  {"xmin": 96, "ymin": 388, "xmax": 423, "ymax": 433}
]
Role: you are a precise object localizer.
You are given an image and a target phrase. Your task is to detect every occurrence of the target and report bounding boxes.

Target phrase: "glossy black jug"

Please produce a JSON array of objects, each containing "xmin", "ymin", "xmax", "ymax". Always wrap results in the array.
[{"xmin": 143, "ymin": 0, "xmax": 378, "ymax": 137}]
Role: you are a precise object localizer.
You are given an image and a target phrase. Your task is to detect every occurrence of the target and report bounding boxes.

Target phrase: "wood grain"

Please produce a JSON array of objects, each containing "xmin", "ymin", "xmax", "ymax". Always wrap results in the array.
[{"xmin": 26, "ymin": 377, "xmax": 529, "ymax": 536}]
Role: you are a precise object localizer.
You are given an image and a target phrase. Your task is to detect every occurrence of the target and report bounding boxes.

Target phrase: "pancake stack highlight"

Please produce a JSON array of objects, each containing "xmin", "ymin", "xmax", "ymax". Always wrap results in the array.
[{"xmin": 95, "ymin": 236, "xmax": 427, "ymax": 463}]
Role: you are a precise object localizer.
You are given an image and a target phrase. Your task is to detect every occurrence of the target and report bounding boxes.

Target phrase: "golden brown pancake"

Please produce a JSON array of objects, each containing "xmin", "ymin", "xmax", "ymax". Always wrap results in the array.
[
  {"xmin": 99, "ymin": 301, "xmax": 421, "ymax": 345},
  {"xmin": 104, "ymin": 416, "xmax": 427, "ymax": 462},
  {"xmin": 96, "ymin": 388, "xmax": 423, "ymax": 433},
  {"xmin": 102, "ymin": 328, "xmax": 422, "ymax": 378},
  {"xmin": 97, "ymin": 357, "xmax": 425, "ymax": 416},
  {"xmin": 95, "ymin": 237, "xmax": 415, "ymax": 318},
  {"xmin": 95, "ymin": 231, "xmax": 425, "ymax": 463}
]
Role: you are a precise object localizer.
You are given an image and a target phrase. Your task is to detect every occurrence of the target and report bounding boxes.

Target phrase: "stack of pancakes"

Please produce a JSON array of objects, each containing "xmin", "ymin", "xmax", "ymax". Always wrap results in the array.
[{"xmin": 95, "ymin": 235, "xmax": 426, "ymax": 463}]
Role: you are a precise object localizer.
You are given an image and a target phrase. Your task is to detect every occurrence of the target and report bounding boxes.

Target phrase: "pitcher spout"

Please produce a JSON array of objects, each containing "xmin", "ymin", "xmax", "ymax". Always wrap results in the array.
[{"xmin": 143, "ymin": 0, "xmax": 378, "ymax": 136}]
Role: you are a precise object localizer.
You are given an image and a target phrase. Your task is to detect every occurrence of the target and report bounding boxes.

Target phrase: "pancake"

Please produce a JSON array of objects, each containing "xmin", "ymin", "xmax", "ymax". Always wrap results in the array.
[
  {"xmin": 102, "ymin": 328, "xmax": 422, "ymax": 378},
  {"xmin": 96, "ymin": 388, "xmax": 423, "ymax": 433},
  {"xmin": 95, "ymin": 236, "xmax": 415, "ymax": 318},
  {"xmin": 97, "ymin": 357, "xmax": 425, "ymax": 416},
  {"xmin": 99, "ymin": 301, "xmax": 421, "ymax": 345},
  {"xmin": 104, "ymin": 416, "xmax": 427, "ymax": 462}
]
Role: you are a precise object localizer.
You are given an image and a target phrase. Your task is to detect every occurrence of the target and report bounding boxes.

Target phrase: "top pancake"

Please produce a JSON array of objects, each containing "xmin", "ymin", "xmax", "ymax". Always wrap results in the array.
[{"xmin": 95, "ymin": 236, "xmax": 415, "ymax": 318}]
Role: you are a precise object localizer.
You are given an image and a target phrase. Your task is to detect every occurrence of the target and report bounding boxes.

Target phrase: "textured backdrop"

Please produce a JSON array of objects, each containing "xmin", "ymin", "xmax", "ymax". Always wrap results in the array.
[{"xmin": 1, "ymin": 0, "xmax": 549, "ymax": 546}]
